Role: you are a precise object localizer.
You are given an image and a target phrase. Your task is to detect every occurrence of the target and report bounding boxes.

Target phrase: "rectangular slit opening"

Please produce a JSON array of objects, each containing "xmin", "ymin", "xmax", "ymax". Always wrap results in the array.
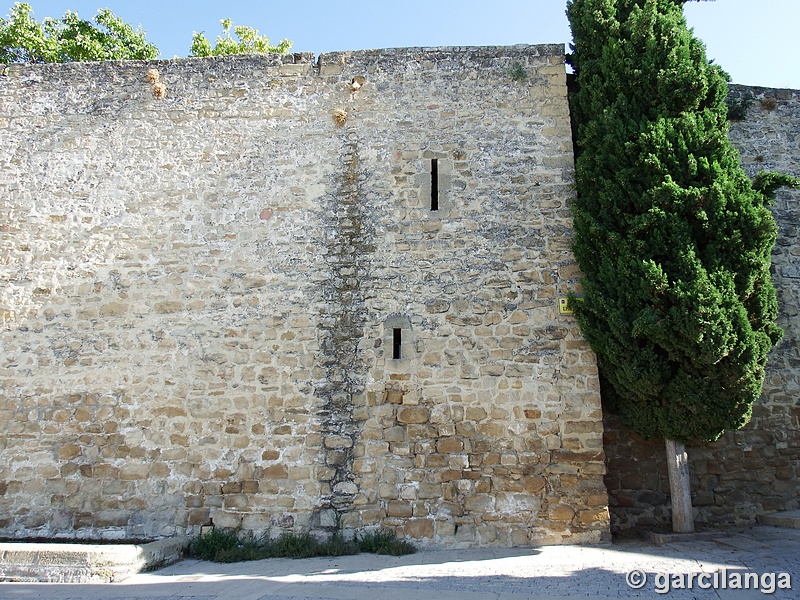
[
  {"xmin": 392, "ymin": 328, "xmax": 402, "ymax": 360},
  {"xmin": 430, "ymin": 159, "xmax": 439, "ymax": 211}
]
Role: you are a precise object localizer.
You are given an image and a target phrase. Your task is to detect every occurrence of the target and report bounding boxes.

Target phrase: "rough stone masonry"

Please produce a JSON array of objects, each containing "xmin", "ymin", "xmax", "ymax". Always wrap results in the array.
[{"xmin": 0, "ymin": 45, "xmax": 610, "ymax": 547}]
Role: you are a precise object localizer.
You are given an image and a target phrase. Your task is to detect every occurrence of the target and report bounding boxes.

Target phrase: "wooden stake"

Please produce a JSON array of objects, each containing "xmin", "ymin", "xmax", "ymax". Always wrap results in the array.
[{"xmin": 665, "ymin": 438, "xmax": 695, "ymax": 533}]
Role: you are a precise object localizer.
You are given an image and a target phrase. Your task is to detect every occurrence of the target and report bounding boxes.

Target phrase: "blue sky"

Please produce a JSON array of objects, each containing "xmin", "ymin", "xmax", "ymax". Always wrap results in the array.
[{"xmin": 11, "ymin": 0, "xmax": 800, "ymax": 89}]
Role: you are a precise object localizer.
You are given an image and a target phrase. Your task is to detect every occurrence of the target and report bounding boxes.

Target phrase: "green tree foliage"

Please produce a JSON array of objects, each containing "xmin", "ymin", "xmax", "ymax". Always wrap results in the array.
[
  {"xmin": 190, "ymin": 18, "xmax": 291, "ymax": 57},
  {"xmin": 567, "ymin": 0, "xmax": 797, "ymax": 443},
  {"xmin": 0, "ymin": 2, "xmax": 158, "ymax": 63}
]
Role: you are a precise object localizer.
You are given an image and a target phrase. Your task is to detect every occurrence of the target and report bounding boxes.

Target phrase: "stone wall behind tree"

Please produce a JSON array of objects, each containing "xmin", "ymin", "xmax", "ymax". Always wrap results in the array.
[
  {"xmin": 0, "ymin": 46, "xmax": 609, "ymax": 546},
  {"xmin": 603, "ymin": 85, "xmax": 800, "ymax": 533}
]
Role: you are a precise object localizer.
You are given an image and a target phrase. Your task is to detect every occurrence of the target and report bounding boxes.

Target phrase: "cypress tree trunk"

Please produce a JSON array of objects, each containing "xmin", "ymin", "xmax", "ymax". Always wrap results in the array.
[{"xmin": 665, "ymin": 439, "xmax": 694, "ymax": 533}]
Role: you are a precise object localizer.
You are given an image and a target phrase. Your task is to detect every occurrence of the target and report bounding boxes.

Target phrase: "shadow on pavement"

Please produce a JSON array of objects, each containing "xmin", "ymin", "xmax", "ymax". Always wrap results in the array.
[{"xmin": 0, "ymin": 527, "xmax": 796, "ymax": 599}]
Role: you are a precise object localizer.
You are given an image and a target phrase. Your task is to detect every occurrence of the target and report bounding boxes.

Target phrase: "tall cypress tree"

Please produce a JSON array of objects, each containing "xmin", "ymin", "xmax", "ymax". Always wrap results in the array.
[{"xmin": 567, "ymin": 0, "xmax": 796, "ymax": 531}]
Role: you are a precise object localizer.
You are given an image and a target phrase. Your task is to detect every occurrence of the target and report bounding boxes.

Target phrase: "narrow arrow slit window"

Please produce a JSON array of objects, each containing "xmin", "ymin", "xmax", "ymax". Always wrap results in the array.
[
  {"xmin": 393, "ymin": 328, "xmax": 402, "ymax": 359},
  {"xmin": 430, "ymin": 158, "xmax": 439, "ymax": 211}
]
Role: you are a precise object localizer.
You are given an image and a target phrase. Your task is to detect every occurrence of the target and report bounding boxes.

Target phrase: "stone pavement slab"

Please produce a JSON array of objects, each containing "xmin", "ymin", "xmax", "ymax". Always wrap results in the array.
[{"xmin": 0, "ymin": 526, "xmax": 796, "ymax": 599}]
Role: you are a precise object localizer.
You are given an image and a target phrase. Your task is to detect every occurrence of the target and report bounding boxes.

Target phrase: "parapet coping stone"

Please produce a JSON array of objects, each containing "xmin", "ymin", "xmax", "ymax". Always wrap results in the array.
[{"xmin": 0, "ymin": 536, "xmax": 190, "ymax": 583}]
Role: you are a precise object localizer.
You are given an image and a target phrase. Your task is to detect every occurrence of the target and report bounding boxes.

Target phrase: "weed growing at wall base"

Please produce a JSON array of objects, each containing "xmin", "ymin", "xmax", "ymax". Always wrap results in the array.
[{"xmin": 189, "ymin": 528, "xmax": 416, "ymax": 562}]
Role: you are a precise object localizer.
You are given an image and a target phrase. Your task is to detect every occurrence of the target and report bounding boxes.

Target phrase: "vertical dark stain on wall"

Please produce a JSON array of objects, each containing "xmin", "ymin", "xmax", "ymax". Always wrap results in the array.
[{"xmin": 314, "ymin": 132, "xmax": 376, "ymax": 528}]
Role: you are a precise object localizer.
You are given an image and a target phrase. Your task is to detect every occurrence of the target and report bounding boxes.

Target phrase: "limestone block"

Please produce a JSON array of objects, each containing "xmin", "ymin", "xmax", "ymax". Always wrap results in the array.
[
  {"xmin": 188, "ymin": 508, "xmax": 211, "ymax": 525},
  {"xmin": 465, "ymin": 407, "xmax": 487, "ymax": 421},
  {"xmin": 387, "ymin": 501, "xmax": 413, "ymax": 518},
  {"xmin": 396, "ymin": 407, "xmax": 430, "ymax": 425},
  {"xmin": 153, "ymin": 301, "xmax": 183, "ymax": 314},
  {"xmin": 548, "ymin": 504, "xmax": 575, "ymax": 522},
  {"xmin": 119, "ymin": 463, "xmax": 149, "ymax": 480},
  {"xmin": 242, "ymin": 481, "xmax": 260, "ymax": 493},
  {"xmin": 324, "ymin": 436, "xmax": 354, "ymax": 449},
  {"xmin": 334, "ymin": 482, "xmax": 358, "ymax": 495},
  {"xmin": 436, "ymin": 438, "xmax": 464, "ymax": 454},
  {"xmin": 210, "ymin": 511, "xmax": 243, "ymax": 529},
  {"xmin": 417, "ymin": 483, "xmax": 442, "ymax": 499},
  {"xmin": 378, "ymin": 426, "xmax": 402, "ymax": 443},
  {"xmin": 578, "ymin": 508, "xmax": 609, "ymax": 525},
  {"xmin": 464, "ymin": 495, "xmax": 494, "ymax": 513},
  {"xmin": 524, "ymin": 476, "xmax": 547, "ymax": 494},
  {"xmin": 403, "ymin": 519, "xmax": 434, "ymax": 539},
  {"xmin": 263, "ymin": 464, "xmax": 289, "ymax": 479},
  {"xmin": 57, "ymin": 445, "xmax": 81, "ymax": 460}
]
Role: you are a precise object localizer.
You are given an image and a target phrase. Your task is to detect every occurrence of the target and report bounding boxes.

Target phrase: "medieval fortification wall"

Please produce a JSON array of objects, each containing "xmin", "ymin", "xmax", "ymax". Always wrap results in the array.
[
  {"xmin": 1, "ymin": 44, "xmax": 797, "ymax": 546},
  {"xmin": 0, "ymin": 45, "xmax": 610, "ymax": 546}
]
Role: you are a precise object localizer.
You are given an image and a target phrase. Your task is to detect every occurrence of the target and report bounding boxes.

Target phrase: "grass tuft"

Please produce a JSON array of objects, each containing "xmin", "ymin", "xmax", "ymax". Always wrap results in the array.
[
  {"xmin": 189, "ymin": 527, "xmax": 239, "ymax": 561},
  {"xmin": 357, "ymin": 529, "xmax": 417, "ymax": 556},
  {"xmin": 188, "ymin": 528, "xmax": 415, "ymax": 563}
]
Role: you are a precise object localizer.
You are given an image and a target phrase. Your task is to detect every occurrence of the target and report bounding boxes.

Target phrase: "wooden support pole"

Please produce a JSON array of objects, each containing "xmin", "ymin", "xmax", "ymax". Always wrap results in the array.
[{"xmin": 665, "ymin": 438, "xmax": 695, "ymax": 533}]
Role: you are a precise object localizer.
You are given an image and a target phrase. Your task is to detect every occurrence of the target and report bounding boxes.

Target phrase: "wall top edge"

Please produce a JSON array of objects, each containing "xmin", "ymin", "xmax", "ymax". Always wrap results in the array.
[
  {"xmin": 316, "ymin": 43, "xmax": 566, "ymax": 63},
  {"xmin": 1, "ymin": 43, "xmax": 566, "ymax": 75},
  {"xmin": 729, "ymin": 83, "xmax": 800, "ymax": 96}
]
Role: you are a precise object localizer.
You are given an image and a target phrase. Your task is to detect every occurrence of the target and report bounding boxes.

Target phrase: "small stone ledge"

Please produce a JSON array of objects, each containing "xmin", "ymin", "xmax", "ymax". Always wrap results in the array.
[
  {"xmin": 758, "ymin": 510, "xmax": 800, "ymax": 529},
  {"xmin": 637, "ymin": 530, "xmax": 730, "ymax": 546},
  {"xmin": 0, "ymin": 536, "xmax": 189, "ymax": 583}
]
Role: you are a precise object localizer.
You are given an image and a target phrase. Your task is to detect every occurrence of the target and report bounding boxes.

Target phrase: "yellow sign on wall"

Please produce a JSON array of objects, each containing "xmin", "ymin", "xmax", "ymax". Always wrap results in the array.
[{"xmin": 558, "ymin": 296, "xmax": 582, "ymax": 315}]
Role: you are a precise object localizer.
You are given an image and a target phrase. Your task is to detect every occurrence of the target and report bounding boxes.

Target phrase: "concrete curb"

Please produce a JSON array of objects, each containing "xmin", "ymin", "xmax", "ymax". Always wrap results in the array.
[{"xmin": 0, "ymin": 536, "xmax": 190, "ymax": 583}]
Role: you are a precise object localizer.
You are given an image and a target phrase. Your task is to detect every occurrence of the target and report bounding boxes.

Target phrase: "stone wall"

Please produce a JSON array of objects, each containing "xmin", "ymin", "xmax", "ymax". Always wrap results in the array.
[
  {"xmin": 0, "ymin": 46, "xmax": 609, "ymax": 546},
  {"xmin": 603, "ymin": 85, "xmax": 800, "ymax": 533}
]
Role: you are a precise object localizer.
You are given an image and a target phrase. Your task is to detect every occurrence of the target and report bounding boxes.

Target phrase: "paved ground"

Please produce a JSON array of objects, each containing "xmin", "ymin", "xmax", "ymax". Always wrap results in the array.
[{"xmin": 0, "ymin": 525, "xmax": 796, "ymax": 599}]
